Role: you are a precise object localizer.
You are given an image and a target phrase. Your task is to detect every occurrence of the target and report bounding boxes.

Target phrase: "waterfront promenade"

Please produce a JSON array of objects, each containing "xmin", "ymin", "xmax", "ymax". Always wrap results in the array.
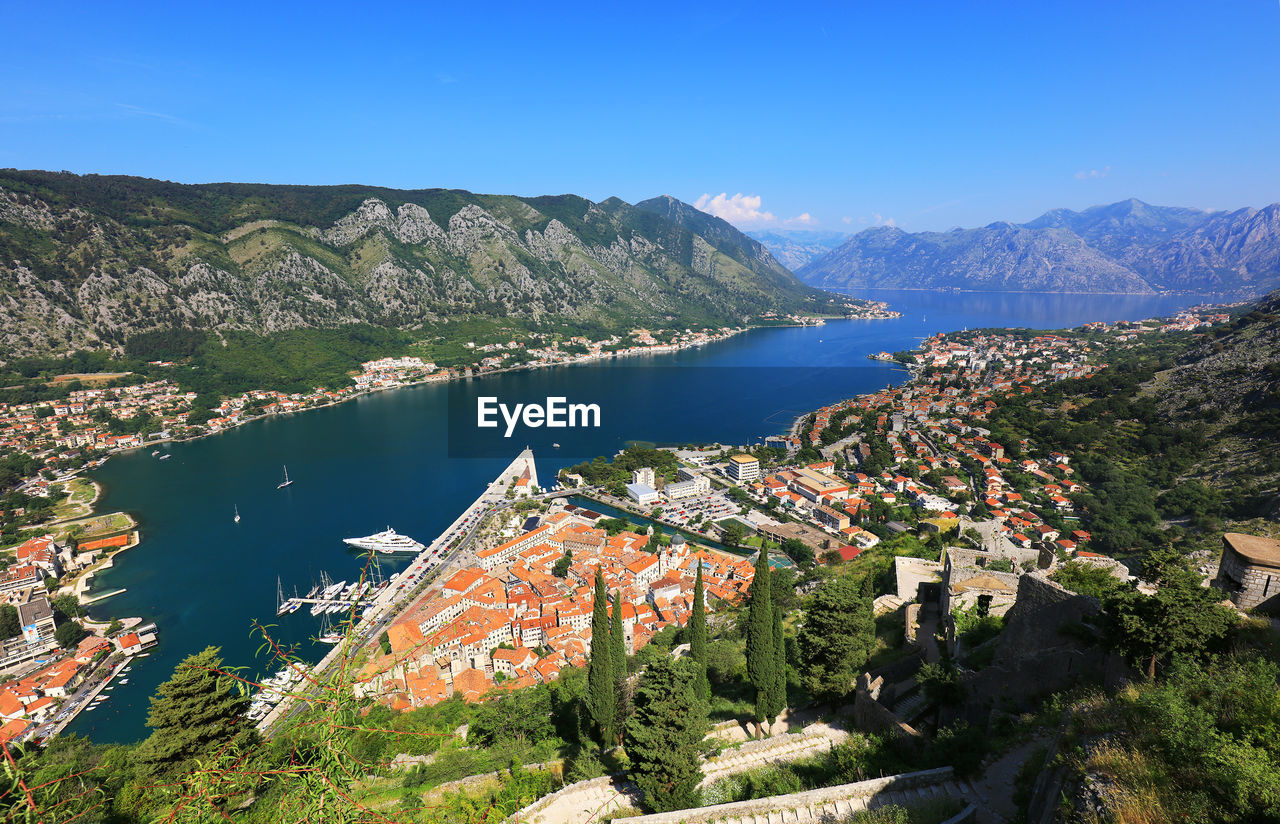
[{"xmin": 255, "ymin": 448, "xmax": 541, "ymax": 734}]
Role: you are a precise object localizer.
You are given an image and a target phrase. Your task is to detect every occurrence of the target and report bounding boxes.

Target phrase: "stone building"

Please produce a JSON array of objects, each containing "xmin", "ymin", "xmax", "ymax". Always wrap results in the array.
[
  {"xmin": 1214, "ymin": 532, "xmax": 1280, "ymax": 612},
  {"xmin": 940, "ymin": 547, "xmax": 1020, "ymax": 618}
]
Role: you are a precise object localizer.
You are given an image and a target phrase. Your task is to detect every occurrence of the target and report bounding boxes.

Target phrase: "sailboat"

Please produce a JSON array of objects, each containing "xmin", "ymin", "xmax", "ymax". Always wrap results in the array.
[
  {"xmin": 234, "ymin": 505, "xmax": 241, "ymax": 524},
  {"xmin": 276, "ymin": 466, "xmax": 293, "ymax": 489},
  {"xmin": 317, "ymin": 614, "xmax": 343, "ymax": 644}
]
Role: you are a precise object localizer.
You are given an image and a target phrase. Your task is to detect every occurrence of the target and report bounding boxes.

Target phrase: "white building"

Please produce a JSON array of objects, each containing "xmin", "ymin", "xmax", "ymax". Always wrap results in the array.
[
  {"xmin": 626, "ymin": 483, "xmax": 660, "ymax": 507},
  {"xmin": 664, "ymin": 474, "xmax": 710, "ymax": 501},
  {"xmin": 727, "ymin": 454, "xmax": 760, "ymax": 482}
]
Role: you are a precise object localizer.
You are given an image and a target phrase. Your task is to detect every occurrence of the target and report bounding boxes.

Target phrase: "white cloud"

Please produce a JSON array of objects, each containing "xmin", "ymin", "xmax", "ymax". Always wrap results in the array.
[
  {"xmin": 693, "ymin": 192, "xmax": 776, "ymax": 226},
  {"xmin": 694, "ymin": 194, "xmax": 819, "ymax": 227},
  {"xmin": 1074, "ymin": 166, "xmax": 1111, "ymax": 180},
  {"xmin": 842, "ymin": 216, "xmax": 854, "ymax": 224},
  {"xmin": 873, "ymin": 213, "xmax": 896, "ymax": 228}
]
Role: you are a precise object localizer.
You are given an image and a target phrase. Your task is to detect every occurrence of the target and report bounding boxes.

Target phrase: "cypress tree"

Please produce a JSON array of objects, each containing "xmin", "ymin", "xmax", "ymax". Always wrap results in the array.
[
  {"xmin": 610, "ymin": 588, "xmax": 629, "ymax": 742},
  {"xmin": 859, "ymin": 569, "xmax": 876, "ymax": 602},
  {"xmin": 587, "ymin": 565, "xmax": 615, "ymax": 744},
  {"xmin": 768, "ymin": 595, "xmax": 787, "ymax": 723},
  {"xmin": 745, "ymin": 546, "xmax": 775, "ymax": 734},
  {"xmin": 689, "ymin": 563, "xmax": 709, "ymax": 700},
  {"xmin": 610, "ymin": 589, "xmax": 627, "ymax": 678}
]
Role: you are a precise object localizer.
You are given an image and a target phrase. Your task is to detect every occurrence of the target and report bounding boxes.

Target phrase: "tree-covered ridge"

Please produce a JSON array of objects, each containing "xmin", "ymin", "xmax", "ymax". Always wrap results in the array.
[{"xmin": 0, "ymin": 170, "xmax": 841, "ymax": 359}]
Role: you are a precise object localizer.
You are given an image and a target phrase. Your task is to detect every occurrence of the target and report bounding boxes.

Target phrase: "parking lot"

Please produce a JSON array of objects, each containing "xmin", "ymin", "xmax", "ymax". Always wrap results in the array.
[{"xmin": 661, "ymin": 491, "xmax": 737, "ymax": 527}]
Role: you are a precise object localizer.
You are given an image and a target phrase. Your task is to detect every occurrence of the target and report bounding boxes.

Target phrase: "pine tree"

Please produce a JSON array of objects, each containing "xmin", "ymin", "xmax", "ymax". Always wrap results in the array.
[
  {"xmin": 797, "ymin": 576, "xmax": 876, "ymax": 702},
  {"xmin": 745, "ymin": 546, "xmax": 775, "ymax": 733},
  {"xmin": 135, "ymin": 646, "xmax": 252, "ymax": 775},
  {"xmin": 624, "ymin": 657, "xmax": 709, "ymax": 812},
  {"xmin": 689, "ymin": 563, "xmax": 709, "ymax": 700},
  {"xmin": 586, "ymin": 566, "xmax": 615, "ymax": 745}
]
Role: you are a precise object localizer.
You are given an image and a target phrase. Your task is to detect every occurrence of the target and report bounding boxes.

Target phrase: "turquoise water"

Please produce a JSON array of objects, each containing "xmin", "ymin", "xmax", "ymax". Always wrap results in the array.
[{"xmin": 66, "ymin": 289, "xmax": 1213, "ymax": 743}]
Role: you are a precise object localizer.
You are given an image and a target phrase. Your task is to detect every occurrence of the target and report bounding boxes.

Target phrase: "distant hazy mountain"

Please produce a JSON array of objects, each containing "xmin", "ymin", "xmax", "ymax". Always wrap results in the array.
[
  {"xmin": 799, "ymin": 198, "xmax": 1280, "ymax": 296},
  {"xmin": 745, "ymin": 229, "xmax": 851, "ymax": 270},
  {"xmin": 0, "ymin": 173, "xmax": 832, "ymax": 357}
]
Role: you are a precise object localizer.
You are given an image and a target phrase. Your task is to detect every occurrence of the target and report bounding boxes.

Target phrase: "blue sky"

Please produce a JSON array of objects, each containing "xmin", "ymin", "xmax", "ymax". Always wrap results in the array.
[{"xmin": 2, "ymin": 1, "xmax": 1278, "ymax": 232}]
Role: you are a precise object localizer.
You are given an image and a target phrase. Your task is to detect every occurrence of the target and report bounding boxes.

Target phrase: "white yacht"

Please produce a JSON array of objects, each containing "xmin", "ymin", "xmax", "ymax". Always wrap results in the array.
[{"xmin": 343, "ymin": 527, "xmax": 425, "ymax": 554}]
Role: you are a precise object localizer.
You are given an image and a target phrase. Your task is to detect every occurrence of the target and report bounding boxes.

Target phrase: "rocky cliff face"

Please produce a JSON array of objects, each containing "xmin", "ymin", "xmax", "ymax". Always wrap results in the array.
[
  {"xmin": 0, "ymin": 173, "xmax": 826, "ymax": 357},
  {"xmin": 799, "ymin": 199, "xmax": 1280, "ymax": 296}
]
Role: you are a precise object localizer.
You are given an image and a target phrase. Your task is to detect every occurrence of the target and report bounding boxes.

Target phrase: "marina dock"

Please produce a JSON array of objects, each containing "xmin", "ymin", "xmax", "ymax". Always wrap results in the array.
[{"xmin": 274, "ymin": 573, "xmax": 384, "ymax": 617}]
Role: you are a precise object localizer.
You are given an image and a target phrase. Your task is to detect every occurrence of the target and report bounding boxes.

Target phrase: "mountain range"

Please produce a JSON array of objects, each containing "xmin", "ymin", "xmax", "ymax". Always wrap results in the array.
[
  {"xmin": 797, "ymin": 199, "xmax": 1280, "ymax": 296},
  {"xmin": 0, "ymin": 172, "xmax": 833, "ymax": 358},
  {"xmin": 744, "ymin": 229, "xmax": 851, "ymax": 270}
]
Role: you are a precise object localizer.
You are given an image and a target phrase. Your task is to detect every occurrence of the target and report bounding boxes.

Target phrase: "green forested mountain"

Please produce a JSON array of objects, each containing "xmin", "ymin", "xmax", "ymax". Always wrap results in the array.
[{"xmin": 0, "ymin": 171, "xmax": 835, "ymax": 358}]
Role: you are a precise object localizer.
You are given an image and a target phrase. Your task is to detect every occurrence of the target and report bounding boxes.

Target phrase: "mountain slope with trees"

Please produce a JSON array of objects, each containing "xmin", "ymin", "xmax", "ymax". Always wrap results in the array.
[
  {"xmin": 799, "ymin": 198, "xmax": 1280, "ymax": 296},
  {"xmin": 0, "ymin": 171, "xmax": 837, "ymax": 358},
  {"xmin": 976, "ymin": 289, "xmax": 1280, "ymax": 560}
]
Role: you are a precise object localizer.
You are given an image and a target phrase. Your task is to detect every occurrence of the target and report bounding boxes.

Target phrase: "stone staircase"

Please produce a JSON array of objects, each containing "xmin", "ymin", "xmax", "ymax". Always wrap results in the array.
[
  {"xmin": 892, "ymin": 689, "xmax": 930, "ymax": 722},
  {"xmin": 508, "ymin": 774, "xmax": 641, "ymax": 824},
  {"xmin": 873, "ymin": 594, "xmax": 905, "ymax": 616},
  {"xmin": 505, "ymin": 756, "xmax": 995, "ymax": 824},
  {"xmin": 699, "ymin": 729, "xmax": 842, "ymax": 789},
  {"xmin": 619, "ymin": 767, "xmax": 980, "ymax": 824}
]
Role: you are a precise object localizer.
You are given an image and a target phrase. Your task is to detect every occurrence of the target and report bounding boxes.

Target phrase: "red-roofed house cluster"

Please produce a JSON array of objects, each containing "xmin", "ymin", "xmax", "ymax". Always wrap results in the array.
[{"xmin": 357, "ymin": 504, "xmax": 754, "ymax": 709}]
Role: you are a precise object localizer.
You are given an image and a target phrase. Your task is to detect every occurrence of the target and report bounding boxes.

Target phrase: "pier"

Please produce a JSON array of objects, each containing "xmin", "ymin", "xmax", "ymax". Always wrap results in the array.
[
  {"xmin": 275, "ymin": 571, "xmax": 385, "ymax": 617},
  {"xmin": 275, "ymin": 592, "xmax": 383, "ymax": 615},
  {"xmin": 82, "ymin": 587, "xmax": 127, "ymax": 604}
]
